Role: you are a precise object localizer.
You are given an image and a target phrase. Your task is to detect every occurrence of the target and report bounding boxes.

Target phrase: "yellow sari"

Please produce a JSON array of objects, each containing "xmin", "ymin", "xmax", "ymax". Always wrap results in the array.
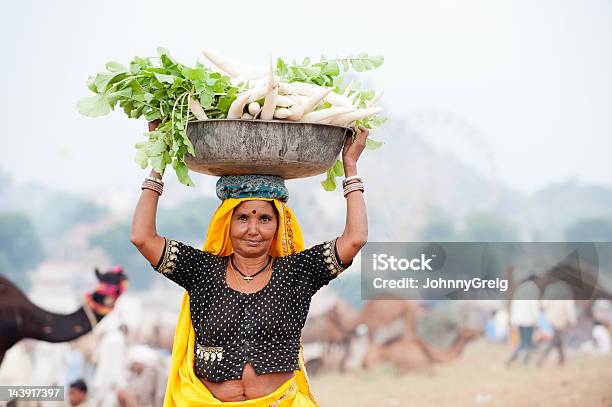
[{"xmin": 163, "ymin": 198, "xmax": 318, "ymax": 406}]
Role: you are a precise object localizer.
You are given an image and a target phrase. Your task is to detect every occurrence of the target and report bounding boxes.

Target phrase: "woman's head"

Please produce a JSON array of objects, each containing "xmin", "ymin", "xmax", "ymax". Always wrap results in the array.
[{"xmin": 229, "ymin": 200, "xmax": 279, "ymax": 258}]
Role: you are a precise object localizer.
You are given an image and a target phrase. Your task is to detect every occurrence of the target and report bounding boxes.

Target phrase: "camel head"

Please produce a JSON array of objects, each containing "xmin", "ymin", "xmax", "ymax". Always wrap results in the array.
[{"xmin": 86, "ymin": 266, "xmax": 128, "ymax": 317}]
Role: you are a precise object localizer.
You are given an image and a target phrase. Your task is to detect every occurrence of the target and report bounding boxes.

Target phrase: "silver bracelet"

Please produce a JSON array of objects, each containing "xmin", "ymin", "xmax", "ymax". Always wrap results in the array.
[
  {"xmin": 343, "ymin": 181, "xmax": 365, "ymax": 197},
  {"xmin": 146, "ymin": 176, "xmax": 164, "ymax": 186},
  {"xmin": 343, "ymin": 175, "xmax": 362, "ymax": 184},
  {"xmin": 343, "ymin": 175, "xmax": 362, "ymax": 188},
  {"xmin": 141, "ymin": 179, "xmax": 163, "ymax": 196}
]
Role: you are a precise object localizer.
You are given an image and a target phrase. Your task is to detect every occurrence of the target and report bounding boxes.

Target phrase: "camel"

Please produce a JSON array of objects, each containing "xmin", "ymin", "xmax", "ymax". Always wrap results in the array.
[
  {"xmin": 0, "ymin": 267, "xmax": 127, "ymax": 365},
  {"xmin": 304, "ymin": 297, "xmax": 481, "ymax": 374},
  {"xmin": 363, "ymin": 327, "xmax": 482, "ymax": 373},
  {"xmin": 336, "ymin": 296, "xmax": 420, "ymax": 342},
  {"xmin": 302, "ymin": 300, "xmax": 361, "ymax": 374}
]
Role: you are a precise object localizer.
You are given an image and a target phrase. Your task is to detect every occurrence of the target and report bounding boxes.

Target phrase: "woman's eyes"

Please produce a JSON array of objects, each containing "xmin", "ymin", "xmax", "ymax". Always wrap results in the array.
[{"xmin": 235, "ymin": 214, "xmax": 272, "ymax": 222}]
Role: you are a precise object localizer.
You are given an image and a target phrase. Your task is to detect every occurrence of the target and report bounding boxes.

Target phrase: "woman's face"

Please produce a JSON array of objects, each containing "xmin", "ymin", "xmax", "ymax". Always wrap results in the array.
[{"xmin": 229, "ymin": 200, "xmax": 278, "ymax": 258}]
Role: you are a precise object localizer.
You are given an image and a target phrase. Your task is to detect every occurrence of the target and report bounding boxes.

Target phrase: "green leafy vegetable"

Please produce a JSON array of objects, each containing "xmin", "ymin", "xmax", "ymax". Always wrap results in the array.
[{"xmin": 77, "ymin": 49, "xmax": 238, "ymax": 185}]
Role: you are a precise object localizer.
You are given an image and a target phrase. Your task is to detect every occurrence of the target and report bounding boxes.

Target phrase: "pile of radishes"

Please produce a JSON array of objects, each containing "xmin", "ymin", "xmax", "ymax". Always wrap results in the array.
[{"xmin": 201, "ymin": 50, "xmax": 383, "ymax": 128}]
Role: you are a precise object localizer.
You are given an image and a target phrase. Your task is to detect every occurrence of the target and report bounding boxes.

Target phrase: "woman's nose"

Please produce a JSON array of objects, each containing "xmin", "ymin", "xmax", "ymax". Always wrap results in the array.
[{"xmin": 247, "ymin": 219, "xmax": 258, "ymax": 234}]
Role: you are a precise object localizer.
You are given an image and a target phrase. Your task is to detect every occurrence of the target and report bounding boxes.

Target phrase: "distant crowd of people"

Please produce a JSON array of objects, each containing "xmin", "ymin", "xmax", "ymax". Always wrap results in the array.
[
  {"xmin": 86, "ymin": 322, "xmax": 167, "ymax": 407},
  {"xmin": 501, "ymin": 277, "xmax": 611, "ymax": 367},
  {"xmin": 0, "ymin": 315, "xmax": 170, "ymax": 407}
]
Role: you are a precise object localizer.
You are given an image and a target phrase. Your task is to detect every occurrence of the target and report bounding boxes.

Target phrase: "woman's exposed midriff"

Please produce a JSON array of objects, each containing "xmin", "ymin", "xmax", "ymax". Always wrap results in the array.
[{"xmin": 199, "ymin": 363, "xmax": 294, "ymax": 402}]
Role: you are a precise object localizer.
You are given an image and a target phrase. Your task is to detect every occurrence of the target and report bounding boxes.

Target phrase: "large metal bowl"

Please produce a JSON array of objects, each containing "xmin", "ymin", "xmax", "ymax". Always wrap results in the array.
[{"xmin": 184, "ymin": 119, "xmax": 352, "ymax": 179}]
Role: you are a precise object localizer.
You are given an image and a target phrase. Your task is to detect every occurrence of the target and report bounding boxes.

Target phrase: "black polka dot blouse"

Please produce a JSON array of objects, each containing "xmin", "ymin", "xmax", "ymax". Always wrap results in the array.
[{"xmin": 153, "ymin": 237, "xmax": 351, "ymax": 382}]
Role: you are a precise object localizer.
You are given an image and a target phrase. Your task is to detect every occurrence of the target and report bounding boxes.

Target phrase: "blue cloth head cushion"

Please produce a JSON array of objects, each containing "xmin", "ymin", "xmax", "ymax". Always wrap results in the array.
[{"xmin": 216, "ymin": 175, "xmax": 289, "ymax": 203}]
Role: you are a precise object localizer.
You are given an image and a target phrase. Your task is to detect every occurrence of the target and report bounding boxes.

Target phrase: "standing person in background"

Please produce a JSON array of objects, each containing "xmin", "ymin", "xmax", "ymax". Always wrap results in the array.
[
  {"xmin": 537, "ymin": 280, "xmax": 577, "ymax": 366},
  {"xmin": 506, "ymin": 276, "xmax": 541, "ymax": 366},
  {"xmin": 116, "ymin": 345, "xmax": 162, "ymax": 407},
  {"xmin": 591, "ymin": 299, "xmax": 612, "ymax": 355},
  {"xmin": 90, "ymin": 321, "xmax": 128, "ymax": 407}
]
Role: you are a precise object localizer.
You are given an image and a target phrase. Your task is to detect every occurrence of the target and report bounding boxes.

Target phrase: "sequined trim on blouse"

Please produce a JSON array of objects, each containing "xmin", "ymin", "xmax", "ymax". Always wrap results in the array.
[
  {"xmin": 323, "ymin": 238, "xmax": 347, "ymax": 276},
  {"xmin": 196, "ymin": 344, "xmax": 224, "ymax": 362},
  {"xmin": 156, "ymin": 238, "xmax": 179, "ymax": 276}
]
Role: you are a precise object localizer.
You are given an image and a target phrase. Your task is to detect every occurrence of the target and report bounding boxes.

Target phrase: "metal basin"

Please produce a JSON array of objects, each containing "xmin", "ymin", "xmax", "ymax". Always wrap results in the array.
[{"xmin": 184, "ymin": 119, "xmax": 353, "ymax": 179}]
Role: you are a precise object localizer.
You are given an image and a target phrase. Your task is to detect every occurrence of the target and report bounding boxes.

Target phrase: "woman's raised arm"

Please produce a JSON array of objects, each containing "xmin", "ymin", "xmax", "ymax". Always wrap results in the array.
[
  {"xmin": 130, "ymin": 121, "xmax": 166, "ymax": 265},
  {"xmin": 335, "ymin": 126, "xmax": 369, "ymax": 264}
]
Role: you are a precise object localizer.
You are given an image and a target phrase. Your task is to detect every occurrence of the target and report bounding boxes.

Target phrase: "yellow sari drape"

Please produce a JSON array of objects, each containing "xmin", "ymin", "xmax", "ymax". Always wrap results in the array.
[{"xmin": 163, "ymin": 198, "xmax": 318, "ymax": 406}]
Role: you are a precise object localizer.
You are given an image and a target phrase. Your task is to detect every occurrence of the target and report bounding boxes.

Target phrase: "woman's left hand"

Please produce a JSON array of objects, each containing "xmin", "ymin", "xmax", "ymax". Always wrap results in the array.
[{"xmin": 342, "ymin": 125, "xmax": 369, "ymax": 168}]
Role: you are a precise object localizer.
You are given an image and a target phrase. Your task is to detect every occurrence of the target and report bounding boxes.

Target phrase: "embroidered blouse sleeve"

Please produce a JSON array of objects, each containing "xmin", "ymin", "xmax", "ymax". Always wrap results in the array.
[
  {"xmin": 288, "ymin": 238, "xmax": 353, "ymax": 293},
  {"xmin": 152, "ymin": 238, "xmax": 216, "ymax": 291}
]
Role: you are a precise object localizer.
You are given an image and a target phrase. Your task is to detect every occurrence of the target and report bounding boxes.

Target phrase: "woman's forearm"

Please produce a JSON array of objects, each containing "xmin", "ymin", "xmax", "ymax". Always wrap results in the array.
[
  {"xmin": 130, "ymin": 170, "xmax": 163, "ymax": 250},
  {"xmin": 336, "ymin": 163, "xmax": 368, "ymax": 263}
]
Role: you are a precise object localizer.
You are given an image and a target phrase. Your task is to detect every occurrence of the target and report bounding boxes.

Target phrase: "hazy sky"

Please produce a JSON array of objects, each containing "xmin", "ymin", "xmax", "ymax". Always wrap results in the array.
[{"xmin": 1, "ymin": 0, "xmax": 611, "ymax": 204}]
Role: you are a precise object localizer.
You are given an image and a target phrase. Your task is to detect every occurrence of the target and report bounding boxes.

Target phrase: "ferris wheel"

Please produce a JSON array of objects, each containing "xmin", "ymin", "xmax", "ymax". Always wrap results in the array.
[{"xmin": 403, "ymin": 108, "xmax": 501, "ymax": 211}]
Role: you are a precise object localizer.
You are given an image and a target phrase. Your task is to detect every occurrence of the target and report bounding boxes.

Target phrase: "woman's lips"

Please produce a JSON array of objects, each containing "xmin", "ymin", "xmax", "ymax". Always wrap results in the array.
[{"xmin": 244, "ymin": 240, "xmax": 262, "ymax": 246}]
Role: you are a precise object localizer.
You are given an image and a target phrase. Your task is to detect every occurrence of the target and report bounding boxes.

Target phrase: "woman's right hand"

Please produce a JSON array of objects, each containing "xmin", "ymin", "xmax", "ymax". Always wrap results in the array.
[{"xmin": 147, "ymin": 120, "xmax": 163, "ymax": 179}]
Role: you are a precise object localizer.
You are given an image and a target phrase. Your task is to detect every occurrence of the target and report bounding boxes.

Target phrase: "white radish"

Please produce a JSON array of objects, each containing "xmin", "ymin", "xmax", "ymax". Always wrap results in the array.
[
  {"xmin": 290, "ymin": 81, "xmax": 322, "ymax": 95},
  {"xmin": 366, "ymin": 88, "xmax": 385, "ymax": 107},
  {"xmin": 279, "ymin": 82, "xmax": 299, "ymax": 96},
  {"xmin": 227, "ymin": 93, "xmax": 251, "ymax": 119},
  {"xmin": 248, "ymin": 102, "xmax": 261, "ymax": 116},
  {"xmin": 301, "ymin": 87, "xmax": 332, "ymax": 115},
  {"xmin": 301, "ymin": 107, "xmax": 355, "ymax": 124},
  {"xmin": 241, "ymin": 113, "xmax": 253, "ymax": 120},
  {"xmin": 260, "ymin": 58, "xmax": 278, "ymax": 121},
  {"xmin": 325, "ymin": 92, "xmax": 354, "ymax": 108},
  {"xmin": 275, "ymin": 95, "xmax": 295, "ymax": 108},
  {"xmin": 331, "ymin": 107, "xmax": 383, "ymax": 126},
  {"xmin": 188, "ymin": 94, "xmax": 208, "ymax": 120},
  {"xmin": 202, "ymin": 49, "xmax": 267, "ymax": 80},
  {"xmin": 230, "ymin": 77, "xmax": 247, "ymax": 87},
  {"xmin": 278, "ymin": 82, "xmax": 309, "ymax": 120},
  {"xmin": 287, "ymin": 95, "xmax": 304, "ymax": 121},
  {"xmin": 348, "ymin": 92, "xmax": 359, "ymax": 105},
  {"xmin": 246, "ymin": 86, "xmax": 268, "ymax": 103},
  {"xmin": 342, "ymin": 80, "xmax": 354, "ymax": 97},
  {"xmin": 290, "ymin": 82, "xmax": 353, "ymax": 107},
  {"xmin": 274, "ymin": 108, "xmax": 293, "ymax": 119},
  {"xmin": 297, "ymin": 95, "xmax": 312, "ymax": 105}
]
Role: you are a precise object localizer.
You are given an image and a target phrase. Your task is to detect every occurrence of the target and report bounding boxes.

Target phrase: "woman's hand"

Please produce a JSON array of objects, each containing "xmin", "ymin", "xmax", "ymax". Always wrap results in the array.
[
  {"xmin": 342, "ymin": 126, "xmax": 369, "ymax": 176},
  {"xmin": 147, "ymin": 120, "xmax": 163, "ymax": 179}
]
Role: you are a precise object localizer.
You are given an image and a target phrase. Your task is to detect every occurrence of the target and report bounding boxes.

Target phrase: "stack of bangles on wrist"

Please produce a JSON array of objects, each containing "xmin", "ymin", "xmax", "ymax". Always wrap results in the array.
[
  {"xmin": 343, "ymin": 175, "xmax": 364, "ymax": 197},
  {"xmin": 141, "ymin": 176, "xmax": 164, "ymax": 195}
]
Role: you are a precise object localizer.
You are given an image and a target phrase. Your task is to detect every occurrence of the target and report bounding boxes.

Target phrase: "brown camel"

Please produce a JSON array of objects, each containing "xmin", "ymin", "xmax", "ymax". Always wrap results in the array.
[
  {"xmin": 337, "ymin": 297, "xmax": 420, "ymax": 342},
  {"xmin": 304, "ymin": 297, "xmax": 481, "ymax": 373},
  {"xmin": 301, "ymin": 300, "xmax": 360, "ymax": 373},
  {"xmin": 343, "ymin": 299, "xmax": 481, "ymax": 373},
  {"xmin": 0, "ymin": 267, "xmax": 127, "ymax": 365},
  {"xmin": 364, "ymin": 327, "xmax": 482, "ymax": 373},
  {"xmin": 302, "ymin": 300, "xmax": 360, "ymax": 344}
]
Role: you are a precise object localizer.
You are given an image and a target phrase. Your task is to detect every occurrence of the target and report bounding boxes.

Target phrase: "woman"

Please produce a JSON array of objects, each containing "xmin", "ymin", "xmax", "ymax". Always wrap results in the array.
[{"xmin": 130, "ymin": 121, "xmax": 369, "ymax": 406}]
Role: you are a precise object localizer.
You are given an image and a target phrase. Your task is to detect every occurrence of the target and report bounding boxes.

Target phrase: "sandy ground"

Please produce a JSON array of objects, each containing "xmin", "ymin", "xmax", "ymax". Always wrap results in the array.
[{"xmin": 309, "ymin": 341, "xmax": 612, "ymax": 407}]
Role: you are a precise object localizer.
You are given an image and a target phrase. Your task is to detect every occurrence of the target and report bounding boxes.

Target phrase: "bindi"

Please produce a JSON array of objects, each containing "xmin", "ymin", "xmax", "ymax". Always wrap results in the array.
[{"xmin": 252, "ymin": 210, "xmax": 257, "ymax": 214}]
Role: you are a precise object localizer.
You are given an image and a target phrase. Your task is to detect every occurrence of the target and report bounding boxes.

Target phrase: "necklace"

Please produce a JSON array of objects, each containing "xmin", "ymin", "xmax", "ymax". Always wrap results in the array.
[
  {"xmin": 230, "ymin": 255, "xmax": 272, "ymax": 283},
  {"xmin": 230, "ymin": 262, "xmax": 249, "ymax": 292}
]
